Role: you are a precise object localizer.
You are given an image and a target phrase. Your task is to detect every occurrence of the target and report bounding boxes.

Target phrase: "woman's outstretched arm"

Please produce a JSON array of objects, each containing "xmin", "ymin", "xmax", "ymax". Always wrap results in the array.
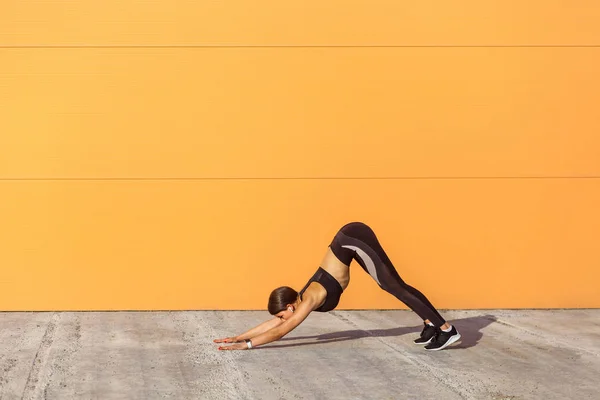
[
  {"xmin": 213, "ymin": 317, "xmax": 283, "ymax": 344},
  {"xmin": 217, "ymin": 300, "xmax": 313, "ymax": 350}
]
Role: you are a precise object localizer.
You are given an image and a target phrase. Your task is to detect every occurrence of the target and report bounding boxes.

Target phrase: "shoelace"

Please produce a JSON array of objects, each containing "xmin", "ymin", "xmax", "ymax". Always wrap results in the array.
[
  {"xmin": 432, "ymin": 327, "xmax": 451, "ymax": 342},
  {"xmin": 435, "ymin": 328, "xmax": 454, "ymax": 341}
]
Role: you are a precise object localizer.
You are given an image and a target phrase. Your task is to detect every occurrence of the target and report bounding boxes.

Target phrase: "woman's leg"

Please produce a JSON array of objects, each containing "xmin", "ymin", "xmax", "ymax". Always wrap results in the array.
[{"xmin": 328, "ymin": 221, "xmax": 446, "ymax": 327}]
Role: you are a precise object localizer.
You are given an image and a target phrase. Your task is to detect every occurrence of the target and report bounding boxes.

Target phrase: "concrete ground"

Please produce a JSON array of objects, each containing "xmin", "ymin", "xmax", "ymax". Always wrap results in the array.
[{"xmin": 0, "ymin": 310, "xmax": 598, "ymax": 400}]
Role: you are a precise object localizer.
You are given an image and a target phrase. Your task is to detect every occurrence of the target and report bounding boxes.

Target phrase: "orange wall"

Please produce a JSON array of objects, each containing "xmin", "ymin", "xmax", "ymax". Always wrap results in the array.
[{"xmin": 1, "ymin": 1, "xmax": 599, "ymax": 311}]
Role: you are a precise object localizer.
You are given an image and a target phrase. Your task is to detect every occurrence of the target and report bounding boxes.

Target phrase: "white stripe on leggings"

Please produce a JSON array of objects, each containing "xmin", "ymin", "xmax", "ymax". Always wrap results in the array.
[{"xmin": 341, "ymin": 245, "xmax": 381, "ymax": 286}]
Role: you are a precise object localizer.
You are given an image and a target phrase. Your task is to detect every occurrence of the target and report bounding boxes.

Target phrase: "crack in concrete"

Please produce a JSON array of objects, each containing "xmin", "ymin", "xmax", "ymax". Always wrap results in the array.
[{"xmin": 20, "ymin": 313, "xmax": 61, "ymax": 400}]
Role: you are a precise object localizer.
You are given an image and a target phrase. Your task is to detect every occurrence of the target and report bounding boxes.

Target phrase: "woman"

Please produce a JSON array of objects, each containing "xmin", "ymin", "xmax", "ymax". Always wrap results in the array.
[{"xmin": 214, "ymin": 222, "xmax": 461, "ymax": 351}]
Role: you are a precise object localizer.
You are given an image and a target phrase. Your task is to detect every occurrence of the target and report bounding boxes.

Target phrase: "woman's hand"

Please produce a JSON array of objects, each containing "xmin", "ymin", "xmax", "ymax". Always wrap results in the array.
[
  {"xmin": 213, "ymin": 336, "xmax": 239, "ymax": 344},
  {"xmin": 217, "ymin": 342, "xmax": 250, "ymax": 351}
]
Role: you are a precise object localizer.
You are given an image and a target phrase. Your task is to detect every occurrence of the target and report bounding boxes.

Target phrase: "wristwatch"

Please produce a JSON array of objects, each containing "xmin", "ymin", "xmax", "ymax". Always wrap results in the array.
[{"xmin": 244, "ymin": 339, "xmax": 253, "ymax": 349}]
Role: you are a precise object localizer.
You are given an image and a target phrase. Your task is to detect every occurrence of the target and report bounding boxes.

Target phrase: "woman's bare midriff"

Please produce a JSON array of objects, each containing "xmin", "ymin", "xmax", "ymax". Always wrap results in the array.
[
  {"xmin": 319, "ymin": 247, "xmax": 350, "ymax": 290},
  {"xmin": 302, "ymin": 247, "xmax": 350, "ymax": 310}
]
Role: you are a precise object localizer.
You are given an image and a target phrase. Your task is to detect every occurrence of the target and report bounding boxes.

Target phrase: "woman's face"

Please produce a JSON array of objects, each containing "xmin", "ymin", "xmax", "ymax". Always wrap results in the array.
[{"xmin": 274, "ymin": 305, "xmax": 295, "ymax": 321}]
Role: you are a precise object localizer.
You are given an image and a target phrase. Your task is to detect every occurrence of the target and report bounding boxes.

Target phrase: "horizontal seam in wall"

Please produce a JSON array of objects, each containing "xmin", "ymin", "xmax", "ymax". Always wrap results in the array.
[
  {"xmin": 0, "ymin": 45, "xmax": 599, "ymax": 49},
  {"xmin": 0, "ymin": 177, "xmax": 599, "ymax": 181}
]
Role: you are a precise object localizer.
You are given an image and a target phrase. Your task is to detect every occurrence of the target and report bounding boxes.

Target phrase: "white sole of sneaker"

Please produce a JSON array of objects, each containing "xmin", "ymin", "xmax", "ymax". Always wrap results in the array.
[
  {"xmin": 414, "ymin": 337, "xmax": 434, "ymax": 345},
  {"xmin": 425, "ymin": 333, "xmax": 461, "ymax": 351}
]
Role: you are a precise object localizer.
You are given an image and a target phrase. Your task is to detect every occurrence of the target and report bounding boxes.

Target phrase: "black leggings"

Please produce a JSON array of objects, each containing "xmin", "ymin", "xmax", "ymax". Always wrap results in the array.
[{"xmin": 329, "ymin": 222, "xmax": 446, "ymax": 327}]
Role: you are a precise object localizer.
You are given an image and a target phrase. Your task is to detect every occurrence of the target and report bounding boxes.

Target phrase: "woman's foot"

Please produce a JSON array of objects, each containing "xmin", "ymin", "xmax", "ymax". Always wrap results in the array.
[
  {"xmin": 425, "ymin": 325, "xmax": 461, "ymax": 351},
  {"xmin": 414, "ymin": 322, "xmax": 437, "ymax": 345}
]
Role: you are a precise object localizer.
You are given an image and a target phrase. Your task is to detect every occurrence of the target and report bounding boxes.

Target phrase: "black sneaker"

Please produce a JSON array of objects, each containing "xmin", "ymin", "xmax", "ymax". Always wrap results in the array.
[
  {"xmin": 425, "ymin": 325, "xmax": 461, "ymax": 351},
  {"xmin": 413, "ymin": 323, "xmax": 437, "ymax": 345}
]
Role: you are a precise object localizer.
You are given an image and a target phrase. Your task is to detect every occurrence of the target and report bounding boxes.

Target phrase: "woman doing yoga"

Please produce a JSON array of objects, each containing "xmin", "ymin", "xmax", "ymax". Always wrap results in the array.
[{"xmin": 214, "ymin": 222, "xmax": 461, "ymax": 351}]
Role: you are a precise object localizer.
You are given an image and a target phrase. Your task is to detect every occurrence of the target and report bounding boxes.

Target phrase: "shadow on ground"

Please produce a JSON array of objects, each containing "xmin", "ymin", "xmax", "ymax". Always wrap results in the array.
[{"xmin": 260, "ymin": 314, "xmax": 497, "ymax": 350}]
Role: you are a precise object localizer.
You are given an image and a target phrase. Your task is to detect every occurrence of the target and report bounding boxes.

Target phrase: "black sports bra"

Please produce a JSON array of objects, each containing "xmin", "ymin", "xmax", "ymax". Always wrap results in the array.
[{"xmin": 298, "ymin": 267, "xmax": 344, "ymax": 312}]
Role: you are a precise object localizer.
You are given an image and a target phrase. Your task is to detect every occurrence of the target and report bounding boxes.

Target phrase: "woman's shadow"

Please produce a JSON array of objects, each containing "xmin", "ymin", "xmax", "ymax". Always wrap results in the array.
[{"xmin": 259, "ymin": 314, "xmax": 497, "ymax": 350}]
